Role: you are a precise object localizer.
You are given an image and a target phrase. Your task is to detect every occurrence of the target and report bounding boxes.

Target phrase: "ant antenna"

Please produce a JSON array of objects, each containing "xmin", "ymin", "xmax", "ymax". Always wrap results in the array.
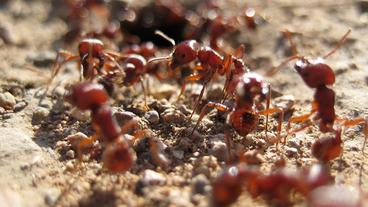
[
  {"xmin": 323, "ymin": 28, "xmax": 351, "ymax": 59},
  {"xmin": 154, "ymin": 30, "xmax": 176, "ymax": 46}
]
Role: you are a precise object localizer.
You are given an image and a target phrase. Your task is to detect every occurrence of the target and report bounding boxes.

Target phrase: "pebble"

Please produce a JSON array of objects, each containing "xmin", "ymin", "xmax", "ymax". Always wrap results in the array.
[
  {"xmin": 0, "ymin": 92, "xmax": 16, "ymax": 110},
  {"xmin": 135, "ymin": 170, "xmax": 166, "ymax": 195},
  {"xmin": 70, "ymin": 108, "xmax": 90, "ymax": 122},
  {"xmin": 172, "ymin": 150, "xmax": 184, "ymax": 160},
  {"xmin": 65, "ymin": 161, "xmax": 75, "ymax": 171},
  {"xmin": 264, "ymin": 132, "xmax": 278, "ymax": 145},
  {"xmin": 28, "ymin": 50, "xmax": 56, "ymax": 67},
  {"xmin": 161, "ymin": 108, "xmax": 186, "ymax": 123},
  {"xmin": 177, "ymin": 104, "xmax": 191, "ymax": 115},
  {"xmin": 66, "ymin": 150, "xmax": 75, "ymax": 159},
  {"xmin": 32, "ymin": 107, "xmax": 50, "ymax": 124},
  {"xmin": 0, "ymin": 107, "xmax": 5, "ymax": 114},
  {"xmin": 144, "ymin": 110, "xmax": 160, "ymax": 124},
  {"xmin": 150, "ymin": 83, "xmax": 176, "ymax": 99},
  {"xmin": 241, "ymin": 150, "xmax": 265, "ymax": 165},
  {"xmin": 285, "ymin": 147, "xmax": 298, "ymax": 158},
  {"xmin": 191, "ymin": 174, "xmax": 209, "ymax": 195},
  {"xmin": 273, "ymin": 95, "xmax": 295, "ymax": 112},
  {"xmin": 44, "ymin": 188, "xmax": 60, "ymax": 206},
  {"xmin": 65, "ymin": 132, "xmax": 89, "ymax": 148},
  {"xmin": 13, "ymin": 101, "xmax": 27, "ymax": 112},
  {"xmin": 208, "ymin": 134, "xmax": 228, "ymax": 162},
  {"xmin": 0, "ymin": 24, "xmax": 16, "ymax": 44}
]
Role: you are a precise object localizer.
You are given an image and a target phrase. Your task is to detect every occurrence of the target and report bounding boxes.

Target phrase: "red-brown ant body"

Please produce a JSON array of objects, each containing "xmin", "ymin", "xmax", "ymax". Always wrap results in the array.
[
  {"xmin": 191, "ymin": 52, "xmax": 283, "ymax": 145},
  {"xmin": 268, "ymin": 29, "xmax": 367, "ymax": 162},
  {"xmin": 148, "ymin": 31, "xmax": 238, "ymax": 118},
  {"xmin": 212, "ymin": 163, "xmax": 333, "ymax": 206},
  {"xmin": 65, "ymin": 82, "xmax": 169, "ymax": 172},
  {"xmin": 50, "ymin": 38, "xmax": 121, "ymax": 85}
]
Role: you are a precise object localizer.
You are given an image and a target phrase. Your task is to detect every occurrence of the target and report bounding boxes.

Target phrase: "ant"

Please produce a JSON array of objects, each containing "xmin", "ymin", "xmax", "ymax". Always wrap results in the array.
[
  {"xmin": 190, "ymin": 51, "xmax": 284, "ymax": 146},
  {"xmin": 148, "ymin": 31, "xmax": 238, "ymax": 119},
  {"xmin": 65, "ymin": 82, "xmax": 169, "ymax": 172},
  {"xmin": 49, "ymin": 38, "xmax": 122, "ymax": 85},
  {"xmin": 212, "ymin": 162, "xmax": 333, "ymax": 206},
  {"xmin": 266, "ymin": 28, "xmax": 368, "ymax": 162}
]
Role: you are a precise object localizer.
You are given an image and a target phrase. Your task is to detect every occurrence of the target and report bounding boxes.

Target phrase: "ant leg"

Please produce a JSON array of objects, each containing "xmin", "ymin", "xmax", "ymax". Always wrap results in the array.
[
  {"xmin": 119, "ymin": 117, "xmax": 140, "ymax": 135},
  {"xmin": 258, "ymin": 107, "xmax": 284, "ymax": 145},
  {"xmin": 220, "ymin": 54, "xmax": 233, "ymax": 102},
  {"xmin": 189, "ymin": 80, "xmax": 209, "ymax": 119},
  {"xmin": 139, "ymin": 77, "xmax": 149, "ymax": 110},
  {"xmin": 177, "ymin": 73, "xmax": 205, "ymax": 102},
  {"xmin": 339, "ymin": 117, "xmax": 368, "ymax": 152},
  {"xmin": 76, "ymin": 134, "xmax": 98, "ymax": 162},
  {"xmin": 49, "ymin": 50, "xmax": 79, "ymax": 86},
  {"xmin": 323, "ymin": 28, "xmax": 352, "ymax": 59},
  {"xmin": 148, "ymin": 136, "xmax": 171, "ymax": 169},
  {"xmin": 224, "ymin": 127, "xmax": 234, "ymax": 164},
  {"xmin": 131, "ymin": 129, "xmax": 170, "ymax": 169},
  {"xmin": 191, "ymin": 101, "xmax": 232, "ymax": 135}
]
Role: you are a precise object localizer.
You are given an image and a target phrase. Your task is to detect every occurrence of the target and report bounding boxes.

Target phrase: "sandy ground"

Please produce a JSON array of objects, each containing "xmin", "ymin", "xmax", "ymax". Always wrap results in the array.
[{"xmin": 1, "ymin": 0, "xmax": 368, "ymax": 206}]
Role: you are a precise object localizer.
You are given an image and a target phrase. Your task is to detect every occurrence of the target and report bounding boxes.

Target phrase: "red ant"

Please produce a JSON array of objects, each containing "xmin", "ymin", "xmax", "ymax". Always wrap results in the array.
[
  {"xmin": 65, "ymin": 82, "xmax": 169, "ymax": 172},
  {"xmin": 49, "ymin": 38, "xmax": 121, "ymax": 85},
  {"xmin": 212, "ymin": 162, "xmax": 333, "ymax": 206},
  {"xmin": 190, "ymin": 51, "xmax": 283, "ymax": 146},
  {"xmin": 148, "ymin": 31, "xmax": 238, "ymax": 118},
  {"xmin": 267, "ymin": 29, "xmax": 368, "ymax": 161}
]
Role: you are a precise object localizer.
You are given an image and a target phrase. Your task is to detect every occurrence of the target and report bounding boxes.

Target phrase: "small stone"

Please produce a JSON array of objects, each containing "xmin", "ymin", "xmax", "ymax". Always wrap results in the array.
[
  {"xmin": 32, "ymin": 107, "xmax": 50, "ymax": 124},
  {"xmin": 65, "ymin": 161, "xmax": 75, "ymax": 171},
  {"xmin": 66, "ymin": 132, "xmax": 89, "ymax": 148},
  {"xmin": 264, "ymin": 132, "xmax": 278, "ymax": 145},
  {"xmin": 13, "ymin": 101, "xmax": 27, "ymax": 112},
  {"xmin": 0, "ymin": 107, "xmax": 5, "ymax": 114},
  {"xmin": 142, "ymin": 169, "xmax": 166, "ymax": 185},
  {"xmin": 208, "ymin": 134, "xmax": 228, "ymax": 162},
  {"xmin": 28, "ymin": 50, "xmax": 56, "ymax": 67},
  {"xmin": 241, "ymin": 150, "xmax": 265, "ymax": 165},
  {"xmin": 44, "ymin": 188, "xmax": 60, "ymax": 206},
  {"xmin": 206, "ymin": 84, "xmax": 223, "ymax": 101},
  {"xmin": 177, "ymin": 104, "xmax": 191, "ymax": 115},
  {"xmin": 144, "ymin": 110, "xmax": 160, "ymax": 124},
  {"xmin": 70, "ymin": 108, "xmax": 90, "ymax": 122},
  {"xmin": 285, "ymin": 147, "xmax": 298, "ymax": 158},
  {"xmin": 151, "ymin": 83, "xmax": 176, "ymax": 99},
  {"xmin": 172, "ymin": 150, "xmax": 184, "ymax": 160},
  {"xmin": 161, "ymin": 108, "xmax": 186, "ymax": 124},
  {"xmin": 114, "ymin": 109, "xmax": 139, "ymax": 127},
  {"xmin": 0, "ymin": 92, "xmax": 16, "ymax": 110},
  {"xmin": 191, "ymin": 174, "xmax": 209, "ymax": 195},
  {"xmin": 273, "ymin": 95, "xmax": 295, "ymax": 112},
  {"xmin": 66, "ymin": 150, "xmax": 75, "ymax": 159},
  {"xmin": 288, "ymin": 140, "xmax": 301, "ymax": 149}
]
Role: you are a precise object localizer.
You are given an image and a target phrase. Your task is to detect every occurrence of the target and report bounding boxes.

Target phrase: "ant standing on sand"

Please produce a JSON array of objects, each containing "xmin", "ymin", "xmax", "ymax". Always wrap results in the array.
[
  {"xmin": 191, "ymin": 49, "xmax": 284, "ymax": 146},
  {"xmin": 50, "ymin": 38, "xmax": 122, "ymax": 85},
  {"xmin": 268, "ymin": 29, "xmax": 368, "ymax": 162},
  {"xmin": 65, "ymin": 82, "xmax": 169, "ymax": 172}
]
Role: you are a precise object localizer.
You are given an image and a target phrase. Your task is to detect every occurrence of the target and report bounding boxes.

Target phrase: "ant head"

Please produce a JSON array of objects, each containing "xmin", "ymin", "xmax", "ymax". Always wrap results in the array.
[
  {"xmin": 212, "ymin": 166, "xmax": 243, "ymax": 206},
  {"xmin": 170, "ymin": 40, "xmax": 200, "ymax": 69},
  {"xmin": 78, "ymin": 38, "xmax": 104, "ymax": 57},
  {"xmin": 65, "ymin": 82, "xmax": 109, "ymax": 110},
  {"xmin": 294, "ymin": 58, "xmax": 335, "ymax": 88},
  {"xmin": 124, "ymin": 54, "xmax": 147, "ymax": 74},
  {"xmin": 235, "ymin": 72, "xmax": 269, "ymax": 103},
  {"xmin": 103, "ymin": 138, "xmax": 136, "ymax": 172}
]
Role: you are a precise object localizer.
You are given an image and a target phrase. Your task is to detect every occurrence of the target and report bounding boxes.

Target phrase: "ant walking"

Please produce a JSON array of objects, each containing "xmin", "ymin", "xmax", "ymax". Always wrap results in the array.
[{"xmin": 268, "ymin": 28, "xmax": 368, "ymax": 162}]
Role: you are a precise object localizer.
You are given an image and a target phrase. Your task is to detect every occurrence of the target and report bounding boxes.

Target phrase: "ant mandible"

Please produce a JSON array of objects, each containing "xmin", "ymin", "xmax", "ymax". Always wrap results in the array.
[
  {"xmin": 65, "ymin": 82, "xmax": 169, "ymax": 172},
  {"xmin": 267, "ymin": 28, "xmax": 368, "ymax": 161}
]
